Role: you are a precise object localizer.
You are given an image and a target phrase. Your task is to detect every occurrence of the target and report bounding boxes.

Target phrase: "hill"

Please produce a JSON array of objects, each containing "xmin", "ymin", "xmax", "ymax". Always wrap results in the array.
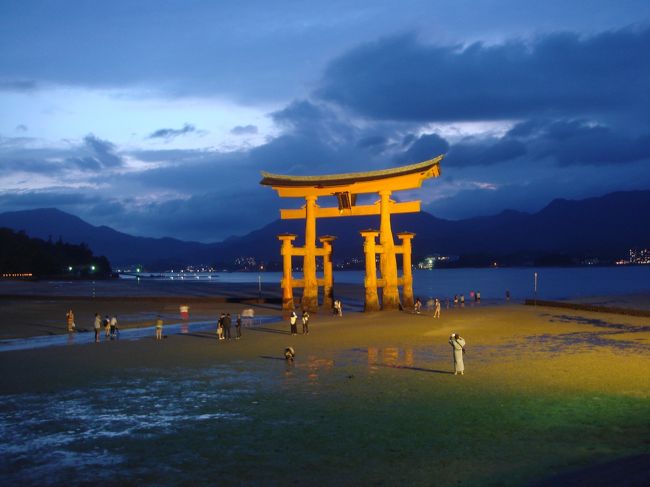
[
  {"xmin": 1, "ymin": 190, "xmax": 649, "ymax": 268},
  {"xmin": 0, "ymin": 227, "xmax": 111, "ymax": 277}
]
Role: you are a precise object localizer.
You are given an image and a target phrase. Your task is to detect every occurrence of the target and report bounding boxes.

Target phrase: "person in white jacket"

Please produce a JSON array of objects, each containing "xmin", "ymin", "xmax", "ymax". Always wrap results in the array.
[{"xmin": 449, "ymin": 333, "xmax": 466, "ymax": 375}]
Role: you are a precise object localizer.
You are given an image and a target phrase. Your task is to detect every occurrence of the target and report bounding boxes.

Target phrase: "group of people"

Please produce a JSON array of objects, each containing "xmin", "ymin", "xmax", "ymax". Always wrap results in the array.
[
  {"xmin": 289, "ymin": 310, "xmax": 310, "ymax": 335},
  {"xmin": 417, "ymin": 298, "xmax": 442, "ymax": 318},
  {"xmin": 64, "ymin": 309, "xmax": 118, "ymax": 343},
  {"xmin": 217, "ymin": 313, "xmax": 242, "ymax": 340},
  {"xmin": 91, "ymin": 312, "xmax": 119, "ymax": 342}
]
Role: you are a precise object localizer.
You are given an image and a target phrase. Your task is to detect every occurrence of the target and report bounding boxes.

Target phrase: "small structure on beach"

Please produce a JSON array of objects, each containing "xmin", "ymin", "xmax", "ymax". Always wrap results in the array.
[{"xmin": 260, "ymin": 155, "xmax": 443, "ymax": 312}]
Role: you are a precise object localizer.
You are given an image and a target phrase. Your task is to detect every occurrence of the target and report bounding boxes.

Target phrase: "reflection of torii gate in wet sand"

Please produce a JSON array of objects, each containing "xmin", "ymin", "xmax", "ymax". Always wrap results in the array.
[{"xmin": 260, "ymin": 155, "xmax": 443, "ymax": 312}]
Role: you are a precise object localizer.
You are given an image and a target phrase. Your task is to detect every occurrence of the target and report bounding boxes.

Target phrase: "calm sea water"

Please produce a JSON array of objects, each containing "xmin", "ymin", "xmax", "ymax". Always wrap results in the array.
[{"xmin": 125, "ymin": 266, "xmax": 650, "ymax": 301}]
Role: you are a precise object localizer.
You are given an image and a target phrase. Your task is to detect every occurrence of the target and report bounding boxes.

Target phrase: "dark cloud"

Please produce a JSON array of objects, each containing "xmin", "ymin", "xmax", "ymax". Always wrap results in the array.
[
  {"xmin": 523, "ymin": 120, "xmax": 650, "ymax": 166},
  {"xmin": 425, "ymin": 119, "xmax": 650, "ymax": 168},
  {"xmin": 317, "ymin": 27, "xmax": 650, "ymax": 124},
  {"xmin": 0, "ymin": 134, "xmax": 124, "ymax": 175},
  {"xmin": 398, "ymin": 133, "xmax": 450, "ymax": 164},
  {"xmin": 15, "ymin": 124, "xmax": 28, "ymax": 132},
  {"xmin": 71, "ymin": 134, "xmax": 124, "ymax": 170},
  {"xmin": 230, "ymin": 125, "xmax": 258, "ymax": 135},
  {"xmin": 148, "ymin": 124, "xmax": 197, "ymax": 140}
]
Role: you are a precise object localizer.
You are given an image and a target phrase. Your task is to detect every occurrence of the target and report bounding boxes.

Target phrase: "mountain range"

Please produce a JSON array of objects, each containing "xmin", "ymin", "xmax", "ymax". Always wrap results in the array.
[{"xmin": 1, "ymin": 190, "xmax": 649, "ymax": 269}]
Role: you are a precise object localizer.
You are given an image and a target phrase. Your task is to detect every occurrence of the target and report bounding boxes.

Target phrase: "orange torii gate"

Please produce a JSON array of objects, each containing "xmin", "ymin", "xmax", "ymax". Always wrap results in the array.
[{"xmin": 260, "ymin": 155, "xmax": 443, "ymax": 312}]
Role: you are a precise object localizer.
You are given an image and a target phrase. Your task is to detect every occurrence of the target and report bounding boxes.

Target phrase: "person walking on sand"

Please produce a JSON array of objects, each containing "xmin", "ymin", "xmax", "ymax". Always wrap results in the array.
[
  {"xmin": 301, "ymin": 310, "xmax": 310, "ymax": 335},
  {"xmin": 433, "ymin": 298, "xmax": 441, "ymax": 319},
  {"xmin": 155, "ymin": 315, "xmax": 163, "ymax": 340},
  {"xmin": 93, "ymin": 313, "xmax": 101, "ymax": 342},
  {"xmin": 235, "ymin": 314, "xmax": 242, "ymax": 340},
  {"xmin": 290, "ymin": 311, "xmax": 298, "ymax": 335},
  {"xmin": 448, "ymin": 333, "xmax": 466, "ymax": 375},
  {"xmin": 66, "ymin": 309, "xmax": 75, "ymax": 333}
]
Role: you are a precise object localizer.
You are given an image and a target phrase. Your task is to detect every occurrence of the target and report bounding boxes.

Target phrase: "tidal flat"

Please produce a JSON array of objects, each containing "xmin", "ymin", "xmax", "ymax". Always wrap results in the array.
[{"xmin": 0, "ymin": 296, "xmax": 649, "ymax": 486}]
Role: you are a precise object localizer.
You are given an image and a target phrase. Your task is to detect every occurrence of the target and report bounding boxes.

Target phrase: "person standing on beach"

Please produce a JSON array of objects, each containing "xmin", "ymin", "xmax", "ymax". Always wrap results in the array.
[
  {"xmin": 301, "ymin": 310, "xmax": 309, "ymax": 335},
  {"xmin": 224, "ymin": 313, "xmax": 232, "ymax": 340},
  {"xmin": 476, "ymin": 291, "xmax": 481, "ymax": 303},
  {"xmin": 104, "ymin": 315, "xmax": 111, "ymax": 338},
  {"xmin": 66, "ymin": 309, "xmax": 75, "ymax": 333},
  {"xmin": 217, "ymin": 313, "xmax": 224, "ymax": 340},
  {"xmin": 448, "ymin": 333, "xmax": 466, "ymax": 375},
  {"xmin": 505, "ymin": 289, "xmax": 510, "ymax": 301},
  {"xmin": 334, "ymin": 299, "xmax": 343, "ymax": 317},
  {"xmin": 290, "ymin": 311, "xmax": 298, "ymax": 335},
  {"xmin": 235, "ymin": 314, "xmax": 242, "ymax": 340},
  {"xmin": 110, "ymin": 315, "xmax": 118, "ymax": 339},
  {"xmin": 155, "ymin": 316, "xmax": 163, "ymax": 340},
  {"xmin": 93, "ymin": 313, "xmax": 101, "ymax": 342},
  {"xmin": 433, "ymin": 298, "xmax": 441, "ymax": 319}
]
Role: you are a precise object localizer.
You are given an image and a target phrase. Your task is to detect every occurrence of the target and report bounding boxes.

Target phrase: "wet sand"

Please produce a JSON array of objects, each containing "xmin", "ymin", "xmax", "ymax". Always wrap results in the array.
[{"xmin": 0, "ymin": 284, "xmax": 649, "ymax": 486}]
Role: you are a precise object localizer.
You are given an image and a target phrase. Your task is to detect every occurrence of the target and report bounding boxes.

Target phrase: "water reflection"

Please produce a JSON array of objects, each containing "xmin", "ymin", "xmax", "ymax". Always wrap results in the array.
[{"xmin": 367, "ymin": 347, "xmax": 415, "ymax": 371}]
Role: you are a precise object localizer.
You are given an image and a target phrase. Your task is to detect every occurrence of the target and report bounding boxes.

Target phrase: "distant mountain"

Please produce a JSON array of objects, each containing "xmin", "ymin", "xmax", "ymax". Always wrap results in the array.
[
  {"xmin": 1, "ymin": 191, "xmax": 649, "ymax": 268},
  {"xmin": 0, "ymin": 208, "xmax": 216, "ymax": 267}
]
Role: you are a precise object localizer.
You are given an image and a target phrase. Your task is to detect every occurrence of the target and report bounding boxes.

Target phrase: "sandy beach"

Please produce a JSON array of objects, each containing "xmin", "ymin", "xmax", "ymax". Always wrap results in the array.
[{"xmin": 0, "ymin": 283, "xmax": 649, "ymax": 486}]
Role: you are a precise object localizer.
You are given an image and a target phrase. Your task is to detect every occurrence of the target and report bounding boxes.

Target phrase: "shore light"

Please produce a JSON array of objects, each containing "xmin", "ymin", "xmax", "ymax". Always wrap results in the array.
[
  {"xmin": 68, "ymin": 266, "xmax": 73, "ymax": 271},
  {"xmin": 91, "ymin": 265, "xmax": 96, "ymax": 271}
]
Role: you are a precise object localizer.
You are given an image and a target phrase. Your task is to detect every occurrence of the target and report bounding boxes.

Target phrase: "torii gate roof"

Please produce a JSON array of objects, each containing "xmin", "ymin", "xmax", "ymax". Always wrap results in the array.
[{"xmin": 260, "ymin": 155, "xmax": 443, "ymax": 197}]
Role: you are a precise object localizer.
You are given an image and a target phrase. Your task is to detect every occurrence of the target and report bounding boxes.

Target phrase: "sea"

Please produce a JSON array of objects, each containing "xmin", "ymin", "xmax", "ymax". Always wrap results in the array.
[{"xmin": 122, "ymin": 266, "xmax": 650, "ymax": 302}]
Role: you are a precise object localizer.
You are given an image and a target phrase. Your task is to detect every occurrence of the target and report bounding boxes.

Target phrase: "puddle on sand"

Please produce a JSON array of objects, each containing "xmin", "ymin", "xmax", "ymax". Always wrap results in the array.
[{"xmin": 0, "ymin": 316, "xmax": 282, "ymax": 352}]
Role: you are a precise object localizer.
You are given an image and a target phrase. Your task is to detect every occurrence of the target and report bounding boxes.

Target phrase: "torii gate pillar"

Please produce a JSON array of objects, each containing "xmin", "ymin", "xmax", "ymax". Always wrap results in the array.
[
  {"xmin": 398, "ymin": 232, "xmax": 416, "ymax": 308},
  {"xmin": 319, "ymin": 235, "xmax": 336, "ymax": 310},
  {"xmin": 360, "ymin": 230, "xmax": 380, "ymax": 311}
]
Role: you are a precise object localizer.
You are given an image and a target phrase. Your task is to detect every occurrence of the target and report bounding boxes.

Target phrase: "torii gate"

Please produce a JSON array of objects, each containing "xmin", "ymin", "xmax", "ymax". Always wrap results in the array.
[{"xmin": 260, "ymin": 155, "xmax": 443, "ymax": 312}]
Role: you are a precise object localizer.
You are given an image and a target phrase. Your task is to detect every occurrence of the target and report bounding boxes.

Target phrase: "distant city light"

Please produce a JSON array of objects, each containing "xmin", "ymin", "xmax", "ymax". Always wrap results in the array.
[{"xmin": 629, "ymin": 248, "xmax": 650, "ymax": 264}]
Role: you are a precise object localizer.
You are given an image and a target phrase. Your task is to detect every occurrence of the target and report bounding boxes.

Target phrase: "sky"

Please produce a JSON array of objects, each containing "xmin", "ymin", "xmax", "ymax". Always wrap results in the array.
[{"xmin": 1, "ymin": 0, "xmax": 649, "ymax": 242}]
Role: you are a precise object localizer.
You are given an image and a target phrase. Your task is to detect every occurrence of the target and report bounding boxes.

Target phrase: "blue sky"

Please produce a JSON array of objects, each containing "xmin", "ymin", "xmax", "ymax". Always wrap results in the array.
[{"xmin": 1, "ymin": 0, "xmax": 649, "ymax": 242}]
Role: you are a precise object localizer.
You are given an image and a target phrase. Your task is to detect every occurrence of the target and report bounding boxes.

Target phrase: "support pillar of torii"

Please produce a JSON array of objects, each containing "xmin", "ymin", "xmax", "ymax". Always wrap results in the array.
[{"xmin": 260, "ymin": 155, "xmax": 443, "ymax": 312}]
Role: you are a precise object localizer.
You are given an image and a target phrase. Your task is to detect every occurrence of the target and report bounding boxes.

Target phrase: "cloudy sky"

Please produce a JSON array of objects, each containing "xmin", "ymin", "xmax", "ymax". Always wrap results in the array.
[{"xmin": 1, "ymin": 0, "xmax": 649, "ymax": 242}]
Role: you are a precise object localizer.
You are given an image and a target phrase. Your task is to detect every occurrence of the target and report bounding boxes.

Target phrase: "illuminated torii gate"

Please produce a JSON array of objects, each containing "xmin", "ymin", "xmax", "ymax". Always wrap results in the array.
[{"xmin": 260, "ymin": 156, "xmax": 443, "ymax": 312}]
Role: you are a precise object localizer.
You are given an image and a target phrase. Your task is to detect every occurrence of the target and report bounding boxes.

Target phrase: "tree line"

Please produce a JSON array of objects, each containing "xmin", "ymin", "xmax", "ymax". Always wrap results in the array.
[{"xmin": 0, "ymin": 227, "xmax": 112, "ymax": 278}]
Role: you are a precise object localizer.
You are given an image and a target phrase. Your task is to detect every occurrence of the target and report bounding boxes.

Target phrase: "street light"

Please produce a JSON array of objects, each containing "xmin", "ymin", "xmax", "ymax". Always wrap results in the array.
[{"xmin": 534, "ymin": 271, "xmax": 538, "ymax": 305}]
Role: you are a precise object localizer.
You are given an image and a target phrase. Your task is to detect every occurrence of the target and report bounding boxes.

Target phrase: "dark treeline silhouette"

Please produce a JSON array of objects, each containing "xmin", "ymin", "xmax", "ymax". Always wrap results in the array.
[{"xmin": 0, "ymin": 227, "xmax": 112, "ymax": 278}]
